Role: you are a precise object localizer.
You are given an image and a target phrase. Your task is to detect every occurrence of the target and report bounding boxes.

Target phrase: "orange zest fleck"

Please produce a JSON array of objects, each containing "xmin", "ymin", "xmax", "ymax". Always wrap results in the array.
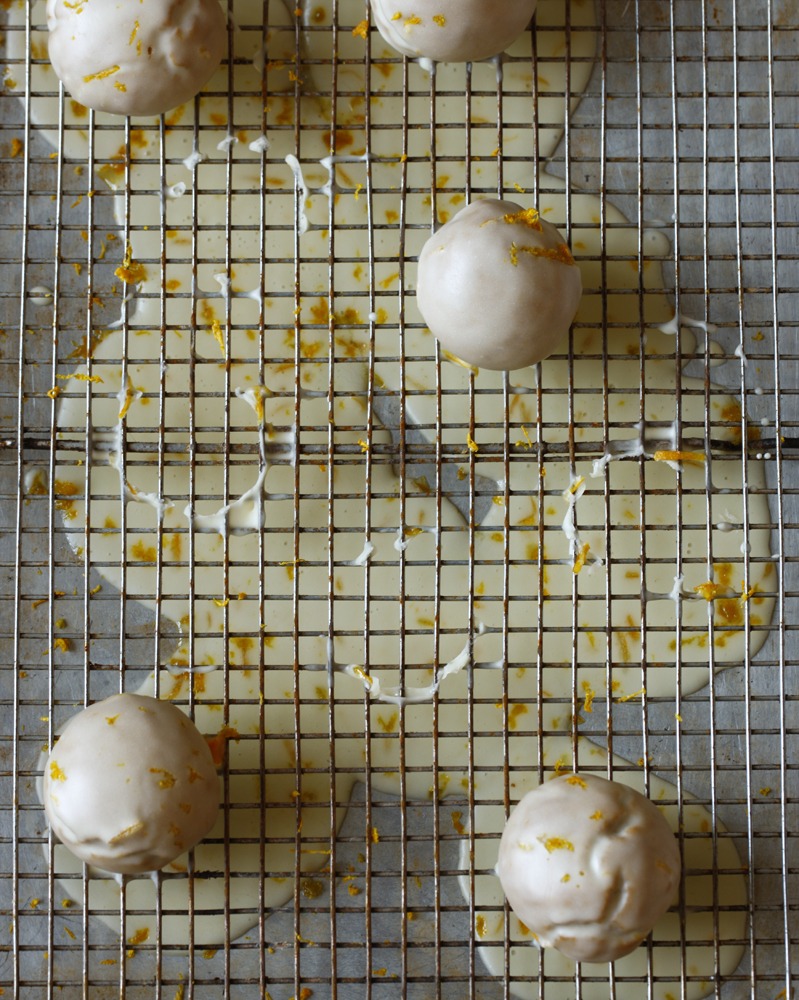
[
  {"xmin": 509, "ymin": 241, "xmax": 575, "ymax": 267},
  {"xmin": 653, "ymin": 449, "xmax": 706, "ymax": 465},
  {"xmin": 693, "ymin": 580, "xmax": 724, "ymax": 601},
  {"xmin": 49, "ymin": 761, "xmax": 67, "ymax": 782},
  {"xmin": 114, "ymin": 242, "xmax": 147, "ymax": 285},
  {"xmin": 83, "ymin": 65, "xmax": 120, "ymax": 83},
  {"xmin": 206, "ymin": 726, "xmax": 241, "ymax": 767},
  {"xmin": 572, "ymin": 542, "xmax": 590, "ymax": 574},
  {"xmin": 542, "ymin": 836, "xmax": 574, "ymax": 853},
  {"xmin": 503, "ymin": 207, "xmax": 543, "ymax": 230}
]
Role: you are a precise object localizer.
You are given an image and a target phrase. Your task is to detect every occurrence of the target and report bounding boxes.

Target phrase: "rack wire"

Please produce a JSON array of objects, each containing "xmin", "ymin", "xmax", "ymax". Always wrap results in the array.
[{"xmin": 1, "ymin": 0, "xmax": 797, "ymax": 997}]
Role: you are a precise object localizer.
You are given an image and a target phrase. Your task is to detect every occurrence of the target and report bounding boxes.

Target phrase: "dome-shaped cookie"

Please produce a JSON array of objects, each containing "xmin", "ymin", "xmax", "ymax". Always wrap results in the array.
[
  {"xmin": 496, "ymin": 773, "xmax": 681, "ymax": 963},
  {"xmin": 43, "ymin": 693, "xmax": 220, "ymax": 875},
  {"xmin": 371, "ymin": 0, "xmax": 538, "ymax": 63},
  {"xmin": 46, "ymin": 0, "xmax": 227, "ymax": 117},
  {"xmin": 416, "ymin": 199, "xmax": 582, "ymax": 370}
]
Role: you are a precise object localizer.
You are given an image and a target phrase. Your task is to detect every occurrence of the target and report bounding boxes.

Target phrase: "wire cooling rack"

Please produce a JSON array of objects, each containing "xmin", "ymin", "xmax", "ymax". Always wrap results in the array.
[{"xmin": 1, "ymin": 1, "xmax": 798, "ymax": 998}]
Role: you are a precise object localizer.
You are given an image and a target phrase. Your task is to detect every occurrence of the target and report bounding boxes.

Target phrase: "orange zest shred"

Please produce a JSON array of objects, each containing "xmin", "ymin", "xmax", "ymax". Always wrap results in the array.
[
  {"xmin": 693, "ymin": 580, "xmax": 724, "ymax": 601},
  {"xmin": 114, "ymin": 242, "xmax": 147, "ymax": 285},
  {"xmin": 83, "ymin": 65, "xmax": 120, "ymax": 83},
  {"xmin": 206, "ymin": 725, "xmax": 241, "ymax": 767},
  {"xmin": 542, "ymin": 836, "xmax": 574, "ymax": 853},
  {"xmin": 572, "ymin": 542, "xmax": 590, "ymax": 574},
  {"xmin": 616, "ymin": 686, "xmax": 646, "ymax": 703},
  {"xmin": 653, "ymin": 449, "xmax": 706, "ymax": 465},
  {"xmin": 509, "ymin": 242, "xmax": 575, "ymax": 267},
  {"xmin": 503, "ymin": 207, "xmax": 543, "ymax": 230},
  {"xmin": 56, "ymin": 372, "xmax": 103, "ymax": 384}
]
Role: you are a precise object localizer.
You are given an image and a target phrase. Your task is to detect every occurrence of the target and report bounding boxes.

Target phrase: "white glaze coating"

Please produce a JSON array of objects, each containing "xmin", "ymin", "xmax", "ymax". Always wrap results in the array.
[
  {"xmin": 43, "ymin": 694, "xmax": 220, "ymax": 875},
  {"xmin": 371, "ymin": 0, "xmax": 538, "ymax": 63},
  {"xmin": 496, "ymin": 773, "xmax": 681, "ymax": 963},
  {"xmin": 46, "ymin": 0, "xmax": 227, "ymax": 116},
  {"xmin": 416, "ymin": 199, "xmax": 582, "ymax": 370}
]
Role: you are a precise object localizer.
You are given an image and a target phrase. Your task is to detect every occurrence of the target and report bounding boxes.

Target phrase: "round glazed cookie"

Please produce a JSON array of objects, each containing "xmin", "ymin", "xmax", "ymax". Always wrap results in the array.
[
  {"xmin": 46, "ymin": 0, "xmax": 227, "ymax": 117},
  {"xmin": 371, "ymin": 0, "xmax": 538, "ymax": 63},
  {"xmin": 496, "ymin": 773, "xmax": 681, "ymax": 963},
  {"xmin": 43, "ymin": 693, "xmax": 220, "ymax": 875},
  {"xmin": 415, "ymin": 199, "xmax": 582, "ymax": 371}
]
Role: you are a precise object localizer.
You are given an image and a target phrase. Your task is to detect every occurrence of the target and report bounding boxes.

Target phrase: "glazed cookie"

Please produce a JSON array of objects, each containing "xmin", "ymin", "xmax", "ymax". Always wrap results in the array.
[
  {"xmin": 371, "ymin": 0, "xmax": 538, "ymax": 63},
  {"xmin": 496, "ymin": 773, "xmax": 681, "ymax": 963},
  {"xmin": 43, "ymin": 694, "xmax": 220, "ymax": 875},
  {"xmin": 415, "ymin": 199, "xmax": 582, "ymax": 370},
  {"xmin": 46, "ymin": 0, "xmax": 227, "ymax": 116}
]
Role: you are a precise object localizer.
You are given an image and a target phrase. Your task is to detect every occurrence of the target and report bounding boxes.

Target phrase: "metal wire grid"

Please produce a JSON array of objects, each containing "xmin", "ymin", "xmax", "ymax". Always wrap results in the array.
[{"xmin": 0, "ymin": 0, "xmax": 797, "ymax": 997}]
